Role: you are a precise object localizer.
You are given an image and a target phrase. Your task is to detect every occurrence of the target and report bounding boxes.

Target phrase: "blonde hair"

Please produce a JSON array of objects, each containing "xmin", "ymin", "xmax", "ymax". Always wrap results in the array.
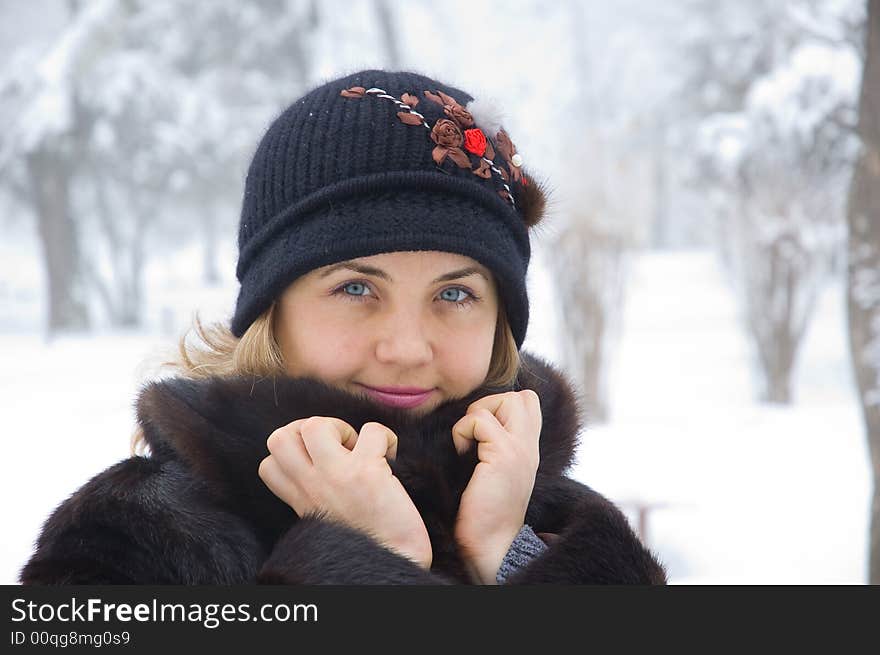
[{"xmin": 130, "ymin": 302, "xmax": 521, "ymax": 455}]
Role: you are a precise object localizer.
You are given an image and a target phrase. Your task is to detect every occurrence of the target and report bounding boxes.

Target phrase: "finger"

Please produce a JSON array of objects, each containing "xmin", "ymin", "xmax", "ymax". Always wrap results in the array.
[
  {"xmin": 298, "ymin": 416, "xmax": 360, "ymax": 450},
  {"xmin": 353, "ymin": 421, "xmax": 398, "ymax": 461},
  {"xmin": 466, "ymin": 392, "xmax": 528, "ymax": 433},
  {"xmin": 328, "ymin": 417, "xmax": 361, "ymax": 450},
  {"xmin": 472, "ymin": 390, "xmax": 542, "ymax": 440},
  {"xmin": 522, "ymin": 389, "xmax": 543, "ymax": 437},
  {"xmin": 267, "ymin": 422, "xmax": 313, "ymax": 478},
  {"xmin": 299, "ymin": 416, "xmax": 359, "ymax": 468},
  {"xmin": 279, "ymin": 417, "xmax": 359, "ymax": 449},
  {"xmin": 258, "ymin": 455, "xmax": 303, "ymax": 509},
  {"xmin": 451, "ymin": 408, "xmax": 506, "ymax": 455}
]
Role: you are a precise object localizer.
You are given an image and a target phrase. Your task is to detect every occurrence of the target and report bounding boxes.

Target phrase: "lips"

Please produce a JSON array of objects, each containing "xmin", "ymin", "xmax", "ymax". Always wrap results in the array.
[{"xmin": 357, "ymin": 384, "xmax": 436, "ymax": 409}]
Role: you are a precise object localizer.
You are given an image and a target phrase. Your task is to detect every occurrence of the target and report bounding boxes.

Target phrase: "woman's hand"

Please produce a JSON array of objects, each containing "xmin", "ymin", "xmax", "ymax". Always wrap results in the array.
[
  {"xmin": 258, "ymin": 416, "xmax": 433, "ymax": 570},
  {"xmin": 451, "ymin": 390, "xmax": 542, "ymax": 584}
]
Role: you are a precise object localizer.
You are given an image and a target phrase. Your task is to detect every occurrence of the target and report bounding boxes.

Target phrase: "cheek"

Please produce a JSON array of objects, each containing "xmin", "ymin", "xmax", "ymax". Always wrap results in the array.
[
  {"xmin": 278, "ymin": 305, "xmax": 366, "ymax": 377},
  {"xmin": 436, "ymin": 320, "xmax": 496, "ymax": 385}
]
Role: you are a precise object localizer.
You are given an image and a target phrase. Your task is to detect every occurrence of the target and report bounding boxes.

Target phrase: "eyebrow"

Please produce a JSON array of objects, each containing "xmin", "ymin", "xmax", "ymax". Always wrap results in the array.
[{"xmin": 319, "ymin": 261, "xmax": 489, "ymax": 284}]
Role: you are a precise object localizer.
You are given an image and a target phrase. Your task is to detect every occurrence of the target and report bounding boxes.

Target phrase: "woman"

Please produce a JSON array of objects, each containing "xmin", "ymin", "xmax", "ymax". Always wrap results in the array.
[{"xmin": 20, "ymin": 70, "xmax": 666, "ymax": 585}]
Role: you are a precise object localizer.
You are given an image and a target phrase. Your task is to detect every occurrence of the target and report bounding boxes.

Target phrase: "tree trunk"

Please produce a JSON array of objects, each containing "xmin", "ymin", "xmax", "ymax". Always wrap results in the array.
[
  {"xmin": 650, "ymin": 121, "xmax": 669, "ymax": 250},
  {"xmin": 374, "ymin": 0, "xmax": 401, "ymax": 69},
  {"xmin": 744, "ymin": 230, "xmax": 819, "ymax": 405},
  {"xmin": 550, "ymin": 222, "xmax": 626, "ymax": 425},
  {"xmin": 761, "ymin": 333, "xmax": 794, "ymax": 404},
  {"xmin": 26, "ymin": 149, "xmax": 89, "ymax": 336},
  {"xmin": 577, "ymin": 290, "xmax": 610, "ymax": 424},
  {"xmin": 846, "ymin": 0, "xmax": 880, "ymax": 585},
  {"xmin": 756, "ymin": 239, "xmax": 798, "ymax": 404}
]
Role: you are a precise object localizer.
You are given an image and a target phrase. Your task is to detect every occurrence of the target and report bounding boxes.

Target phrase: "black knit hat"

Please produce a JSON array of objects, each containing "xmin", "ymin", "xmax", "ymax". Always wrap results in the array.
[{"xmin": 230, "ymin": 69, "xmax": 547, "ymax": 349}]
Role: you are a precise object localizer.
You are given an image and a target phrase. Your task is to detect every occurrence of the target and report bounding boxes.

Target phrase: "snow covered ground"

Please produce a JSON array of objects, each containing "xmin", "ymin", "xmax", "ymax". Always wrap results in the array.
[
  {"xmin": 1, "ymin": 249, "xmax": 870, "ymax": 584},
  {"xmin": 564, "ymin": 251, "xmax": 870, "ymax": 584}
]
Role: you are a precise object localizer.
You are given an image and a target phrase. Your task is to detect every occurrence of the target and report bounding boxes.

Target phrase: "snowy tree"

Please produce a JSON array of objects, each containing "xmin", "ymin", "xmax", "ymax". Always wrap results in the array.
[
  {"xmin": 0, "ymin": 0, "xmax": 320, "ymax": 333},
  {"xmin": 0, "ymin": 2, "xmax": 107, "ymax": 334},
  {"xmin": 544, "ymin": 1, "xmax": 658, "ymax": 423},
  {"xmin": 548, "ymin": 219, "xmax": 632, "ymax": 424},
  {"xmin": 847, "ymin": 0, "xmax": 880, "ymax": 585},
  {"xmin": 692, "ymin": 0, "xmax": 862, "ymax": 403}
]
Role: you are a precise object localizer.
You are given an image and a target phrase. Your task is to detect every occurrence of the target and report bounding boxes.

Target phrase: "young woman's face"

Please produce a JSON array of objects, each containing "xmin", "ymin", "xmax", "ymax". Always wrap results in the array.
[{"xmin": 274, "ymin": 250, "xmax": 499, "ymax": 415}]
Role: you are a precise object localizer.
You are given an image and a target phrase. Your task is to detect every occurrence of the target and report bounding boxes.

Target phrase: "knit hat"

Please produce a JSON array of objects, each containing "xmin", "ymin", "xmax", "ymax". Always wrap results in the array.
[{"xmin": 230, "ymin": 69, "xmax": 547, "ymax": 349}]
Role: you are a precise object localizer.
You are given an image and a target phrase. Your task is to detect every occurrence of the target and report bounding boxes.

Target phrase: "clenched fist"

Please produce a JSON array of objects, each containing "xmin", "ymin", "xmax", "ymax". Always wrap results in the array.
[
  {"xmin": 451, "ymin": 390, "xmax": 542, "ymax": 584},
  {"xmin": 258, "ymin": 416, "xmax": 432, "ymax": 569}
]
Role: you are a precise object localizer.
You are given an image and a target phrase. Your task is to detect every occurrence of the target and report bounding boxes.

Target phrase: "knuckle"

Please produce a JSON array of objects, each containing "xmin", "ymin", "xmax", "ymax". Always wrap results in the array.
[
  {"xmin": 266, "ymin": 430, "xmax": 283, "ymax": 451},
  {"xmin": 363, "ymin": 421, "xmax": 396, "ymax": 442},
  {"xmin": 358, "ymin": 422, "xmax": 379, "ymax": 442},
  {"xmin": 301, "ymin": 416, "xmax": 330, "ymax": 441},
  {"xmin": 302, "ymin": 416, "xmax": 323, "ymax": 431},
  {"xmin": 519, "ymin": 389, "xmax": 538, "ymax": 406},
  {"xmin": 332, "ymin": 416, "xmax": 356, "ymax": 435},
  {"xmin": 362, "ymin": 420, "xmax": 388, "ymax": 433},
  {"xmin": 287, "ymin": 418, "xmax": 308, "ymax": 436}
]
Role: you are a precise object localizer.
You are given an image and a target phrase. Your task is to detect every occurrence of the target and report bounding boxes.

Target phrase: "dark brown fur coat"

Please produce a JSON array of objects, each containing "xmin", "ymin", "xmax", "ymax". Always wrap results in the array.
[{"xmin": 20, "ymin": 351, "xmax": 666, "ymax": 585}]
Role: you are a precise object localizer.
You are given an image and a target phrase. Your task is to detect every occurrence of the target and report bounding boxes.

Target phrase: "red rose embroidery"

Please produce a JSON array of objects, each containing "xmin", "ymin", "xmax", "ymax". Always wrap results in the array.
[{"xmin": 463, "ymin": 129, "xmax": 487, "ymax": 156}]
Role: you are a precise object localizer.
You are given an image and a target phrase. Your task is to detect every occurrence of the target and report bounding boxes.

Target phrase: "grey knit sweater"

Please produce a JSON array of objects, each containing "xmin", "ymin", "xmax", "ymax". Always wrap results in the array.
[{"xmin": 496, "ymin": 524, "xmax": 548, "ymax": 584}]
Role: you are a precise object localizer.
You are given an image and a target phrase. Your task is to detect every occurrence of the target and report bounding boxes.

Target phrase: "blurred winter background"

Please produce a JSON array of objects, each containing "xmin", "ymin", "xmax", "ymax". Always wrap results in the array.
[{"xmin": 2, "ymin": 0, "xmax": 878, "ymax": 585}]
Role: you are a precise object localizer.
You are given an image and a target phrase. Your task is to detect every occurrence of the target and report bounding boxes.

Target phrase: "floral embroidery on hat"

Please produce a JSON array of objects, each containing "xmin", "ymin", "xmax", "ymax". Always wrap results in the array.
[
  {"xmin": 495, "ymin": 129, "xmax": 524, "ymax": 184},
  {"xmin": 340, "ymin": 86, "xmax": 366, "ymax": 98},
  {"xmin": 463, "ymin": 128, "xmax": 487, "ymax": 157},
  {"xmin": 472, "ymin": 158, "xmax": 492, "ymax": 179},
  {"xmin": 339, "ymin": 84, "xmax": 522, "ymax": 208},
  {"xmin": 430, "ymin": 119, "xmax": 471, "ymax": 168},
  {"xmin": 423, "ymin": 89, "xmax": 475, "ymax": 128}
]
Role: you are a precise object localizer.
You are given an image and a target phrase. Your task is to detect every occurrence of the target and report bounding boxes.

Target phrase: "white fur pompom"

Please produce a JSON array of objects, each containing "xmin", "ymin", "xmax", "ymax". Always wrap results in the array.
[{"xmin": 466, "ymin": 96, "xmax": 505, "ymax": 137}]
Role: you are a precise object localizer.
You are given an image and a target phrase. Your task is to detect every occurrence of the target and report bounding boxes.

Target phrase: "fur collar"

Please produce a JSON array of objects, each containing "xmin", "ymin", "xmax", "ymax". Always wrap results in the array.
[{"xmin": 135, "ymin": 350, "xmax": 583, "ymax": 547}]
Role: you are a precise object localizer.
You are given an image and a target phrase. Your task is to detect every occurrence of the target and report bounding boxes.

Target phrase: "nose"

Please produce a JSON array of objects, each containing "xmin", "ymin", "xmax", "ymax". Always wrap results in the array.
[{"xmin": 374, "ymin": 307, "xmax": 433, "ymax": 367}]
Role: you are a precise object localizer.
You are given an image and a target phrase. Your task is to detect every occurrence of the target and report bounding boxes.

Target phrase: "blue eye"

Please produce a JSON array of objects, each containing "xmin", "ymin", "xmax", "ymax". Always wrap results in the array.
[
  {"xmin": 441, "ymin": 288, "xmax": 469, "ymax": 303},
  {"xmin": 332, "ymin": 281, "xmax": 478, "ymax": 308},
  {"xmin": 440, "ymin": 286, "xmax": 479, "ymax": 309},
  {"xmin": 341, "ymin": 282, "xmax": 371, "ymax": 298}
]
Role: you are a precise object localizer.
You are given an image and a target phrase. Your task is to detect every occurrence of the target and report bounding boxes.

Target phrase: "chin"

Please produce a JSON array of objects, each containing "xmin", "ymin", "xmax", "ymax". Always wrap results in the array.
[{"xmin": 406, "ymin": 401, "xmax": 438, "ymax": 417}]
